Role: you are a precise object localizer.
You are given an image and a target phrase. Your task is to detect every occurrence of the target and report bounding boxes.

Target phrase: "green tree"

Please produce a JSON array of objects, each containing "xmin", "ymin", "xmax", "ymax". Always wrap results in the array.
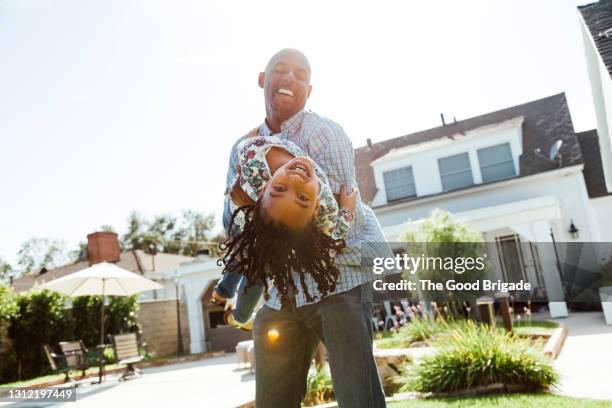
[
  {"xmin": 16, "ymin": 237, "xmax": 71, "ymax": 276},
  {"xmin": 0, "ymin": 257, "xmax": 13, "ymax": 282},
  {"xmin": 401, "ymin": 209, "xmax": 488, "ymax": 314},
  {"xmin": 121, "ymin": 210, "xmax": 217, "ymax": 257}
]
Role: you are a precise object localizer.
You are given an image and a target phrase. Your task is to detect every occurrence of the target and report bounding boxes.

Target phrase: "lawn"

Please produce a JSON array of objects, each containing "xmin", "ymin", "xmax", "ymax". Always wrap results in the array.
[
  {"xmin": 389, "ymin": 394, "xmax": 612, "ymax": 407},
  {"xmin": 1, "ymin": 363, "xmax": 126, "ymax": 388}
]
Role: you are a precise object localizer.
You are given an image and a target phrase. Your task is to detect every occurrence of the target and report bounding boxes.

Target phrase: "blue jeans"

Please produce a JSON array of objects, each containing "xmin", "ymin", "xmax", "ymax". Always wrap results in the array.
[
  {"xmin": 253, "ymin": 284, "xmax": 386, "ymax": 408},
  {"xmin": 214, "ymin": 271, "xmax": 263, "ymax": 323}
]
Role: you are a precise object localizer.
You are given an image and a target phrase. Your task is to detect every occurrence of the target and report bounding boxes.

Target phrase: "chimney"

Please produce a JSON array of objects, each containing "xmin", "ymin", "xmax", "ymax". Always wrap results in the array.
[
  {"xmin": 440, "ymin": 113, "xmax": 446, "ymax": 126},
  {"xmin": 366, "ymin": 138, "xmax": 373, "ymax": 149},
  {"xmin": 87, "ymin": 231, "xmax": 121, "ymax": 265}
]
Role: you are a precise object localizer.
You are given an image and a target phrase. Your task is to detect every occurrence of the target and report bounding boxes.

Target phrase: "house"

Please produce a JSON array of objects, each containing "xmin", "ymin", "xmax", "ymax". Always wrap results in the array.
[
  {"xmin": 12, "ymin": 232, "xmax": 194, "ymax": 301},
  {"xmin": 11, "ymin": 232, "xmax": 194, "ymax": 357},
  {"xmin": 355, "ymin": 93, "xmax": 612, "ymax": 318},
  {"xmin": 175, "ymin": 255, "xmax": 251, "ymax": 354},
  {"xmin": 579, "ymin": 0, "xmax": 612, "ymax": 193}
]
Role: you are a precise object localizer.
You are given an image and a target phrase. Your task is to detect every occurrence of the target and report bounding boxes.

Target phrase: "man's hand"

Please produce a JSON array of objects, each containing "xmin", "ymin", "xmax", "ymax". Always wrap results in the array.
[
  {"xmin": 231, "ymin": 184, "xmax": 255, "ymax": 207},
  {"xmin": 337, "ymin": 185, "xmax": 358, "ymax": 214}
]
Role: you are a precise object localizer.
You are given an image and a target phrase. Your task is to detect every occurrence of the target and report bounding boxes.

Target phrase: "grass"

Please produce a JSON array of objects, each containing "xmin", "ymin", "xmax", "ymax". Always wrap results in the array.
[
  {"xmin": 1, "ymin": 363, "xmax": 126, "ymax": 388},
  {"xmin": 510, "ymin": 320, "xmax": 559, "ymax": 337},
  {"xmin": 388, "ymin": 394, "xmax": 612, "ymax": 407}
]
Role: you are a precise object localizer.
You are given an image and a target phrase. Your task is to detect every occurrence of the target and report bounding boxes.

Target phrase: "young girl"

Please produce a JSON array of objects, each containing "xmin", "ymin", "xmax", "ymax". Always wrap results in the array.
[{"xmin": 213, "ymin": 135, "xmax": 357, "ymax": 330}]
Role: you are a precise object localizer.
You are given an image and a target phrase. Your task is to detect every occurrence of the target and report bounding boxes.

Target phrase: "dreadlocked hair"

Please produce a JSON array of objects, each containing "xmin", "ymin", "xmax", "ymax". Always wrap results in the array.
[{"xmin": 218, "ymin": 202, "xmax": 346, "ymax": 304}]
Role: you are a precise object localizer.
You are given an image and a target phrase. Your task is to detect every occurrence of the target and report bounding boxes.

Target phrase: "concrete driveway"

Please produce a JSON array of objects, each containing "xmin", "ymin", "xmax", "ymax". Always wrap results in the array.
[
  {"xmin": 554, "ymin": 311, "xmax": 612, "ymax": 401},
  {"xmin": 1, "ymin": 353, "xmax": 255, "ymax": 408}
]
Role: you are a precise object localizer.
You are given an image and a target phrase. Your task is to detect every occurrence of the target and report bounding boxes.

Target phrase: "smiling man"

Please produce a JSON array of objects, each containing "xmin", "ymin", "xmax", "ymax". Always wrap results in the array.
[{"xmin": 221, "ymin": 48, "xmax": 392, "ymax": 408}]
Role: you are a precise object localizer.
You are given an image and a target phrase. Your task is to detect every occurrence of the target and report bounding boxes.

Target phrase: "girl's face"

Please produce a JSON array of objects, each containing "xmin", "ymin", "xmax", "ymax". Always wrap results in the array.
[{"xmin": 260, "ymin": 156, "xmax": 320, "ymax": 230}]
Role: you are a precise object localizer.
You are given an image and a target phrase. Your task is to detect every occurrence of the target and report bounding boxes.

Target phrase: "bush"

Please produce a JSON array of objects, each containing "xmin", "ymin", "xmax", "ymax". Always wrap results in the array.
[
  {"xmin": 7, "ymin": 290, "xmax": 74, "ymax": 381},
  {"xmin": 72, "ymin": 295, "xmax": 140, "ymax": 347},
  {"xmin": 303, "ymin": 365, "xmax": 334, "ymax": 406},
  {"xmin": 401, "ymin": 321, "xmax": 558, "ymax": 393}
]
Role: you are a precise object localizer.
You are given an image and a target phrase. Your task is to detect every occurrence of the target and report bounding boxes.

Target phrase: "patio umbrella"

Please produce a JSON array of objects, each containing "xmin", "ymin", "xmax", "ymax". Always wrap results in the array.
[{"xmin": 40, "ymin": 262, "xmax": 164, "ymax": 345}]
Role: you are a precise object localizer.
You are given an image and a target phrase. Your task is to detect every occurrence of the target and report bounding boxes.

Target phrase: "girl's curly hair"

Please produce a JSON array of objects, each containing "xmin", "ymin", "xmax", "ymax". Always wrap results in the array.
[{"xmin": 218, "ymin": 202, "xmax": 345, "ymax": 304}]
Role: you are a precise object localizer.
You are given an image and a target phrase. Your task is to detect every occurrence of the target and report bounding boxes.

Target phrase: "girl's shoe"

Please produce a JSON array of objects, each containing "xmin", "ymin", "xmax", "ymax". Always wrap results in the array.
[{"xmin": 224, "ymin": 305, "xmax": 254, "ymax": 332}]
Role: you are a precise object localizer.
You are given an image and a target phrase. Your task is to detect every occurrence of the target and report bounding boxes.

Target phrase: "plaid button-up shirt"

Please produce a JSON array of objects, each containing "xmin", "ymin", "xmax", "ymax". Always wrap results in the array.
[{"xmin": 223, "ymin": 110, "xmax": 393, "ymax": 309}]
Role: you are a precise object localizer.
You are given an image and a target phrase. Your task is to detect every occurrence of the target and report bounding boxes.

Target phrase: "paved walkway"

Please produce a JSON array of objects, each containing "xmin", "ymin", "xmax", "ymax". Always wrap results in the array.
[
  {"xmin": 1, "ymin": 353, "xmax": 255, "ymax": 408},
  {"xmin": 552, "ymin": 311, "xmax": 612, "ymax": 401}
]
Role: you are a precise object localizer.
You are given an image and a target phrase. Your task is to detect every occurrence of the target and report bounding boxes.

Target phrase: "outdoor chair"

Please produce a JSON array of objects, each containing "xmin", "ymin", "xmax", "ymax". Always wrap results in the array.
[
  {"xmin": 42, "ymin": 344, "xmax": 75, "ymax": 384},
  {"xmin": 112, "ymin": 333, "xmax": 144, "ymax": 381},
  {"xmin": 383, "ymin": 301, "xmax": 399, "ymax": 331},
  {"xmin": 58, "ymin": 340, "xmax": 90, "ymax": 378}
]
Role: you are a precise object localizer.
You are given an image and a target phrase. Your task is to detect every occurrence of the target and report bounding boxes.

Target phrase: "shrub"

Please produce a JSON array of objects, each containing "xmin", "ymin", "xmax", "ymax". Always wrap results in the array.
[
  {"xmin": 8, "ymin": 289, "xmax": 74, "ymax": 381},
  {"xmin": 402, "ymin": 321, "xmax": 558, "ymax": 393},
  {"xmin": 303, "ymin": 365, "xmax": 334, "ymax": 406},
  {"xmin": 72, "ymin": 295, "xmax": 140, "ymax": 347}
]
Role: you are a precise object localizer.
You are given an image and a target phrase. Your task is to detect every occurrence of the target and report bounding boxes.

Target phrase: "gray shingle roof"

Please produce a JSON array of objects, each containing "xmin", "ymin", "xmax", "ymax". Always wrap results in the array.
[
  {"xmin": 576, "ymin": 129, "xmax": 611, "ymax": 198},
  {"xmin": 355, "ymin": 93, "xmax": 583, "ymax": 205},
  {"xmin": 579, "ymin": 0, "xmax": 612, "ymax": 80}
]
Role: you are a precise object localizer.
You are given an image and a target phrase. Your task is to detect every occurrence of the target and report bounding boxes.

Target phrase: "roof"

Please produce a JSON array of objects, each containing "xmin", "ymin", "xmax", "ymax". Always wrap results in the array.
[
  {"xmin": 579, "ymin": 0, "xmax": 612, "ymax": 80},
  {"xmin": 355, "ymin": 93, "xmax": 583, "ymax": 205},
  {"xmin": 11, "ymin": 250, "xmax": 194, "ymax": 293},
  {"xmin": 576, "ymin": 129, "xmax": 612, "ymax": 198}
]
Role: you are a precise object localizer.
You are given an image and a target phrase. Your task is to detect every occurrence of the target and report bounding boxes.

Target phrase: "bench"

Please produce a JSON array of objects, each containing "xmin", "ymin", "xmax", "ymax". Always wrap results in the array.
[
  {"xmin": 112, "ymin": 333, "xmax": 144, "ymax": 380},
  {"xmin": 58, "ymin": 340, "xmax": 90, "ymax": 378},
  {"xmin": 43, "ymin": 344, "xmax": 74, "ymax": 384}
]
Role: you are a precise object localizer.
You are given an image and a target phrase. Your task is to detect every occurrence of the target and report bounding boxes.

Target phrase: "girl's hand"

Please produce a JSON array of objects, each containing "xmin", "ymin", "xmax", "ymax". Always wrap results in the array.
[{"xmin": 338, "ymin": 185, "xmax": 357, "ymax": 214}]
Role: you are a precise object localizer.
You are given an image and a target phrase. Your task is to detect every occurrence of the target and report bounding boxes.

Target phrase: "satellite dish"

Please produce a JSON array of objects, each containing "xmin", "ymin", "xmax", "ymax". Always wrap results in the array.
[
  {"xmin": 533, "ymin": 139, "xmax": 563, "ymax": 167},
  {"xmin": 549, "ymin": 140, "xmax": 563, "ymax": 162}
]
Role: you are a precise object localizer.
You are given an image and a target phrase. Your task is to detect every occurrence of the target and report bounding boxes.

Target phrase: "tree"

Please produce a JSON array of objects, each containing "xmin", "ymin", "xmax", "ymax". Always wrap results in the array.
[
  {"xmin": 16, "ymin": 238, "xmax": 71, "ymax": 276},
  {"xmin": 120, "ymin": 210, "xmax": 217, "ymax": 257},
  {"xmin": 0, "ymin": 258, "xmax": 13, "ymax": 282},
  {"xmin": 401, "ymin": 209, "xmax": 488, "ymax": 315}
]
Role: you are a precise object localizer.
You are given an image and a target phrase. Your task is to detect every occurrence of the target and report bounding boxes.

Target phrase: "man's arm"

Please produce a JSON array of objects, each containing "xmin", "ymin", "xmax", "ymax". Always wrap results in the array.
[{"xmin": 307, "ymin": 120, "xmax": 365, "ymax": 220}]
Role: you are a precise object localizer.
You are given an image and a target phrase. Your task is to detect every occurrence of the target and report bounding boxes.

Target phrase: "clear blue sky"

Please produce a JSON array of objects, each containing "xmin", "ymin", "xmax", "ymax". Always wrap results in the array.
[{"xmin": 0, "ymin": 0, "xmax": 597, "ymax": 266}]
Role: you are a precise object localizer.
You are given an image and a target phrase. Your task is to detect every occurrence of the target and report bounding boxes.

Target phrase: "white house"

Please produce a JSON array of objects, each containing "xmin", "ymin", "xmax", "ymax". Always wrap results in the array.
[
  {"xmin": 176, "ymin": 253, "xmax": 251, "ymax": 354},
  {"xmin": 579, "ymin": 0, "xmax": 612, "ymax": 193},
  {"xmin": 355, "ymin": 93, "xmax": 612, "ymax": 318}
]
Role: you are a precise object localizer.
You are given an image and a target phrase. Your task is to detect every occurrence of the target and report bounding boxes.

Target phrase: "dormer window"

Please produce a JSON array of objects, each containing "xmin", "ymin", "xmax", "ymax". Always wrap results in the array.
[
  {"xmin": 438, "ymin": 153, "xmax": 473, "ymax": 192},
  {"xmin": 477, "ymin": 143, "xmax": 516, "ymax": 182},
  {"xmin": 383, "ymin": 166, "xmax": 416, "ymax": 201}
]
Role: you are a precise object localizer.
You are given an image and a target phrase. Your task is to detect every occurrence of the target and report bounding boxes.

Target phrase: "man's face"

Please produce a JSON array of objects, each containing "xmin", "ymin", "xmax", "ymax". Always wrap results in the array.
[{"xmin": 259, "ymin": 50, "xmax": 312, "ymax": 121}]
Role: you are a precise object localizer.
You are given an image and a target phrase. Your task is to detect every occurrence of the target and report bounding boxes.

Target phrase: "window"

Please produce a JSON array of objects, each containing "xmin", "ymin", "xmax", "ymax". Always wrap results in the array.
[
  {"xmin": 438, "ymin": 153, "xmax": 473, "ymax": 191},
  {"xmin": 478, "ymin": 143, "xmax": 515, "ymax": 182},
  {"xmin": 383, "ymin": 167, "xmax": 416, "ymax": 201}
]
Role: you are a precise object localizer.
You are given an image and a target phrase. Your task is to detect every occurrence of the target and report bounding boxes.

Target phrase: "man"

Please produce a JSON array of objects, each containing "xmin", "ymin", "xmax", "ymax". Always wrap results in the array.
[{"xmin": 222, "ymin": 48, "xmax": 392, "ymax": 408}]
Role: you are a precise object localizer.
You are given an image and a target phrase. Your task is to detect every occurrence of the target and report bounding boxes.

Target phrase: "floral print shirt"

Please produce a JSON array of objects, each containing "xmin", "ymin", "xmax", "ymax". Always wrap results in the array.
[{"xmin": 225, "ymin": 135, "xmax": 353, "ymax": 241}]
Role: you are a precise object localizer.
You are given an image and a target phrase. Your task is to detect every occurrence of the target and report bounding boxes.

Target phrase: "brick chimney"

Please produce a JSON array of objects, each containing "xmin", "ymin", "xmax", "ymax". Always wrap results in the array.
[{"xmin": 87, "ymin": 232, "xmax": 121, "ymax": 265}]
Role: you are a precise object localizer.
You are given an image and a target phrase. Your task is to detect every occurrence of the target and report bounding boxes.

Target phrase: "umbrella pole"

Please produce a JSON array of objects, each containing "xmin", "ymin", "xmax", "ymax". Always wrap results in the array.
[{"xmin": 98, "ymin": 279, "xmax": 106, "ymax": 384}]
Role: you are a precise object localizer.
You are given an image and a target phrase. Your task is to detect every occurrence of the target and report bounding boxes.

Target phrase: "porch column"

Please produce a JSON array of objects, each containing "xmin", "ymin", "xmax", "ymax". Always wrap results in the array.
[
  {"xmin": 184, "ymin": 282, "xmax": 207, "ymax": 354},
  {"xmin": 530, "ymin": 220, "xmax": 568, "ymax": 318}
]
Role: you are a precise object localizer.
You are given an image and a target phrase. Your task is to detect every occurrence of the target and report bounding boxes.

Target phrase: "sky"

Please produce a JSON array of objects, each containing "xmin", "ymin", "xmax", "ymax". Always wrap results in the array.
[{"xmin": 0, "ymin": 0, "xmax": 599, "ymax": 267}]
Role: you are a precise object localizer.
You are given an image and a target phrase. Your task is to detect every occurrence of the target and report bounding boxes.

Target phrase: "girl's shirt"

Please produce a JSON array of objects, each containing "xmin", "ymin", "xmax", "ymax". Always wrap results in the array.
[{"xmin": 225, "ymin": 135, "xmax": 352, "ymax": 240}]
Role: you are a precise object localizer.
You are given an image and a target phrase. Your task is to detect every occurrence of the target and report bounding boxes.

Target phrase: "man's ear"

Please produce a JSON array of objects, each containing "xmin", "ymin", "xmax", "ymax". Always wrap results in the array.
[
  {"xmin": 307, "ymin": 84, "xmax": 312, "ymax": 98},
  {"xmin": 258, "ymin": 72, "xmax": 265, "ymax": 89}
]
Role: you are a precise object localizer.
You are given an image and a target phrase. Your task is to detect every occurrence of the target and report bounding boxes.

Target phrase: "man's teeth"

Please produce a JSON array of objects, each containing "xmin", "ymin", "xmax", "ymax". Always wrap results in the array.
[{"xmin": 278, "ymin": 89, "xmax": 294, "ymax": 96}]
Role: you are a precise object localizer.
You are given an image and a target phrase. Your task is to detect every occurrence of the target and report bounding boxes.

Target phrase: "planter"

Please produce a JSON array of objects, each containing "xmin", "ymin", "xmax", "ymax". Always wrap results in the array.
[{"xmin": 600, "ymin": 286, "xmax": 612, "ymax": 325}]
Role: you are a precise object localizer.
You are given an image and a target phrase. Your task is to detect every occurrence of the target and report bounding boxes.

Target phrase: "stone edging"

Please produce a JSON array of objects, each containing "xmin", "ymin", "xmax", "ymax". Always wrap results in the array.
[{"xmin": 543, "ymin": 324, "xmax": 568, "ymax": 359}]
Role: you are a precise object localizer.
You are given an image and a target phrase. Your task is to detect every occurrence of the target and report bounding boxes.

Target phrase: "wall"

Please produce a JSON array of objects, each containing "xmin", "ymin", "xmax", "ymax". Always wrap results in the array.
[
  {"xmin": 374, "ymin": 167, "xmax": 598, "ymax": 243},
  {"xmin": 370, "ymin": 117, "xmax": 524, "ymax": 206},
  {"xmin": 581, "ymin": 18, "xmax": 612, "ymax": 192},
  {"xmin": 137, "ymin": 298, "xmax": 190, "ymax": 358}
]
